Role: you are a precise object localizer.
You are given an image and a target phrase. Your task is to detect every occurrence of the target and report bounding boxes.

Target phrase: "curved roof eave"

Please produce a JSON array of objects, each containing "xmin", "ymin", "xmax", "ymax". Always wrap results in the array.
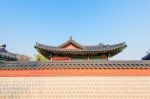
[{"xmin": 35, "ymin": 42, "xmax": 127, "ymax": 56}]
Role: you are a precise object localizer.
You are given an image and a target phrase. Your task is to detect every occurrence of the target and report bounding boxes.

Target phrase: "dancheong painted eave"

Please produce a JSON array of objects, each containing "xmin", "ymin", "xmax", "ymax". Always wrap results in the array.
[
  {"xmin": 34, "ymin": 37, "xmax": 127, "ymax": 59},
  {"xmin": 0, "ymin": 61, "xmax": 150, "ymax": 77}
]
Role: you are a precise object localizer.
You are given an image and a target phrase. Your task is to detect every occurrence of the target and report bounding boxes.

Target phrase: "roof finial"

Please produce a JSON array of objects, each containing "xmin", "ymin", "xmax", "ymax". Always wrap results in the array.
[
  {"xmin": 70, "ymin": 36, "xmax": 72, "ymax": 40},
  {"xmin": 0, "ymin": 44, "xmax": 6, "ymax": 49}
]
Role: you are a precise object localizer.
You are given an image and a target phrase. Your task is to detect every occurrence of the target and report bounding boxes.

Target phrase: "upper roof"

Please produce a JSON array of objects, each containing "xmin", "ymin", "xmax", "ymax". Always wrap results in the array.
[
  {"xmin": 0, "ymin": 61, "xmax": 150, "ymax": 70},
  {"xmin": 58, "ymin": 36, "xmax": 84, "ymax": 49},
  {"xmin": 0, "ymin": 45, "xmax": 18, "ymax": 62},
  {"xmin": 34, "ymin": 38, "xmax": 127, "ymax": 58}
]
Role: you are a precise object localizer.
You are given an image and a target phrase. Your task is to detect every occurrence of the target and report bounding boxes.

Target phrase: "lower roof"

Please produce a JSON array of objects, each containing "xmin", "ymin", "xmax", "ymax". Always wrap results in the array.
[{"xmin": 0, "ymin": 61, "xmax": 150, "ymax": 70}]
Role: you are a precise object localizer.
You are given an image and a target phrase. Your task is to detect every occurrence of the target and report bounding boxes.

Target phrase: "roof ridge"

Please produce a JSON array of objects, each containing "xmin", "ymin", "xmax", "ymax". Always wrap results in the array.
[{"xmin": 57, "ymin": 37, "xmax": 84, "ymax": 49}]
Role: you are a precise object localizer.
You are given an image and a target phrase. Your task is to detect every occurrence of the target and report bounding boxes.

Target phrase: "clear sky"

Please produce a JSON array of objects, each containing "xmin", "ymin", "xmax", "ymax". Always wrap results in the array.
[{"xmin": 0, "ymin": 0, "xmax": 150, "ymax": 60}]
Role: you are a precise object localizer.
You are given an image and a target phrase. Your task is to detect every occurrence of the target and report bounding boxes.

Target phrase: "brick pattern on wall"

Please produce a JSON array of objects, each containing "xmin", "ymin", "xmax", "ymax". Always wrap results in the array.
[
  {"xmin": 0, "ymin": 77, "xmax": 150, "ymax": 99},
  {"xmin": 0, "ymin": 69, "xmax": 150, "ymax": 77}
]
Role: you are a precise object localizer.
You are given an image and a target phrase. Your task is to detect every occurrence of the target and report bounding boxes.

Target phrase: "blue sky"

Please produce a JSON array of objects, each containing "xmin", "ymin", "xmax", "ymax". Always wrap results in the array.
[{"xmin": 0, "ymin": 0, "xmax": 150, "ymax": 60}]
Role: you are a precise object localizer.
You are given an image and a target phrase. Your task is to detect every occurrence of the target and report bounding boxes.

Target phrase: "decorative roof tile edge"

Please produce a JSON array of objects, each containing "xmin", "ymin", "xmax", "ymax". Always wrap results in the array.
[{"xmin": 0, "ymin": 60, "xmax": 150, "ymax": 70}]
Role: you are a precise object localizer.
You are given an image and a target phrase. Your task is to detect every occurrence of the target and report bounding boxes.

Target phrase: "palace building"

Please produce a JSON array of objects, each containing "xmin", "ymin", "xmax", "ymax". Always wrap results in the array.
[
  {"xmin": 0, "ymin": 39, "xmax": 150, "ymax": 99},
  {"xmin": 34, "ymin": 37, "xmax": 127, "ymax": 61}
]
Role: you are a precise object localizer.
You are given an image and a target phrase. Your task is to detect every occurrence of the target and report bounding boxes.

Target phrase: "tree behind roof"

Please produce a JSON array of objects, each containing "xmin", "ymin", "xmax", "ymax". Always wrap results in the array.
[{"xmin": 34, "ymin": 53, "xmax": 49, "ymax": 61}]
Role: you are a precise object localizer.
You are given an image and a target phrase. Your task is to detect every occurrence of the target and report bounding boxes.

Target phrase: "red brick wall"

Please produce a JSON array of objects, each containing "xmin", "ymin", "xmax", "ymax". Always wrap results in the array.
[{"xmin": 0, "ymin": 69, "xmax": 150, "ymax": 77}]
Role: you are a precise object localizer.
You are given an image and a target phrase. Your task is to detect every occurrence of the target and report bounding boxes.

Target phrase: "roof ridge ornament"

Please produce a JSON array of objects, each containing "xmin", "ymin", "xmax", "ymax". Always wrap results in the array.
[{"xmin": 70, "ymin": 36, "xmax": 72, "ymax": 40}]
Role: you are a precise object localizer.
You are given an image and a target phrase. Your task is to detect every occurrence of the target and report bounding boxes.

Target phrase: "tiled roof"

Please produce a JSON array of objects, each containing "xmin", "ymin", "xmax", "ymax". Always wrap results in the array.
[
  {"xmin": 142, "ymin": 53, "xmax": 150, "ymax": 60},
  {"xmin": 0, "ymin": 45, "xmax": 18, "ymax": 61},
  {"xmin": 35, "ymin": 42, "xmax": 127, "ymax": 57},
  {"xmin": 0, "ymin": 61, "xmax": 150, "ymax": 70}
]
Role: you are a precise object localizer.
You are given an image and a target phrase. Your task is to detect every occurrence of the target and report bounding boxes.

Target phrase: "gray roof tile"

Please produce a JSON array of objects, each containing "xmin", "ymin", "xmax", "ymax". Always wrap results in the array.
[
  {"xmin": 0, "ymin": 45, "xmax": 18, "ymax": 61},
  {"xmin": 0, "ymin": 61, "xmax": 150, "ymax": 70}
]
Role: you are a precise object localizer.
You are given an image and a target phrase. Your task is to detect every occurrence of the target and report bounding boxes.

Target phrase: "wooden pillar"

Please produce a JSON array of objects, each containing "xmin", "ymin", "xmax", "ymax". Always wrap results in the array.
[
  {"xmin": 87, "ymin": 57, "xmax": 89, "ymax": 61},
  {"xmin": 107, "ymin": 53, "xmax": 109, "ymax": 60}
]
